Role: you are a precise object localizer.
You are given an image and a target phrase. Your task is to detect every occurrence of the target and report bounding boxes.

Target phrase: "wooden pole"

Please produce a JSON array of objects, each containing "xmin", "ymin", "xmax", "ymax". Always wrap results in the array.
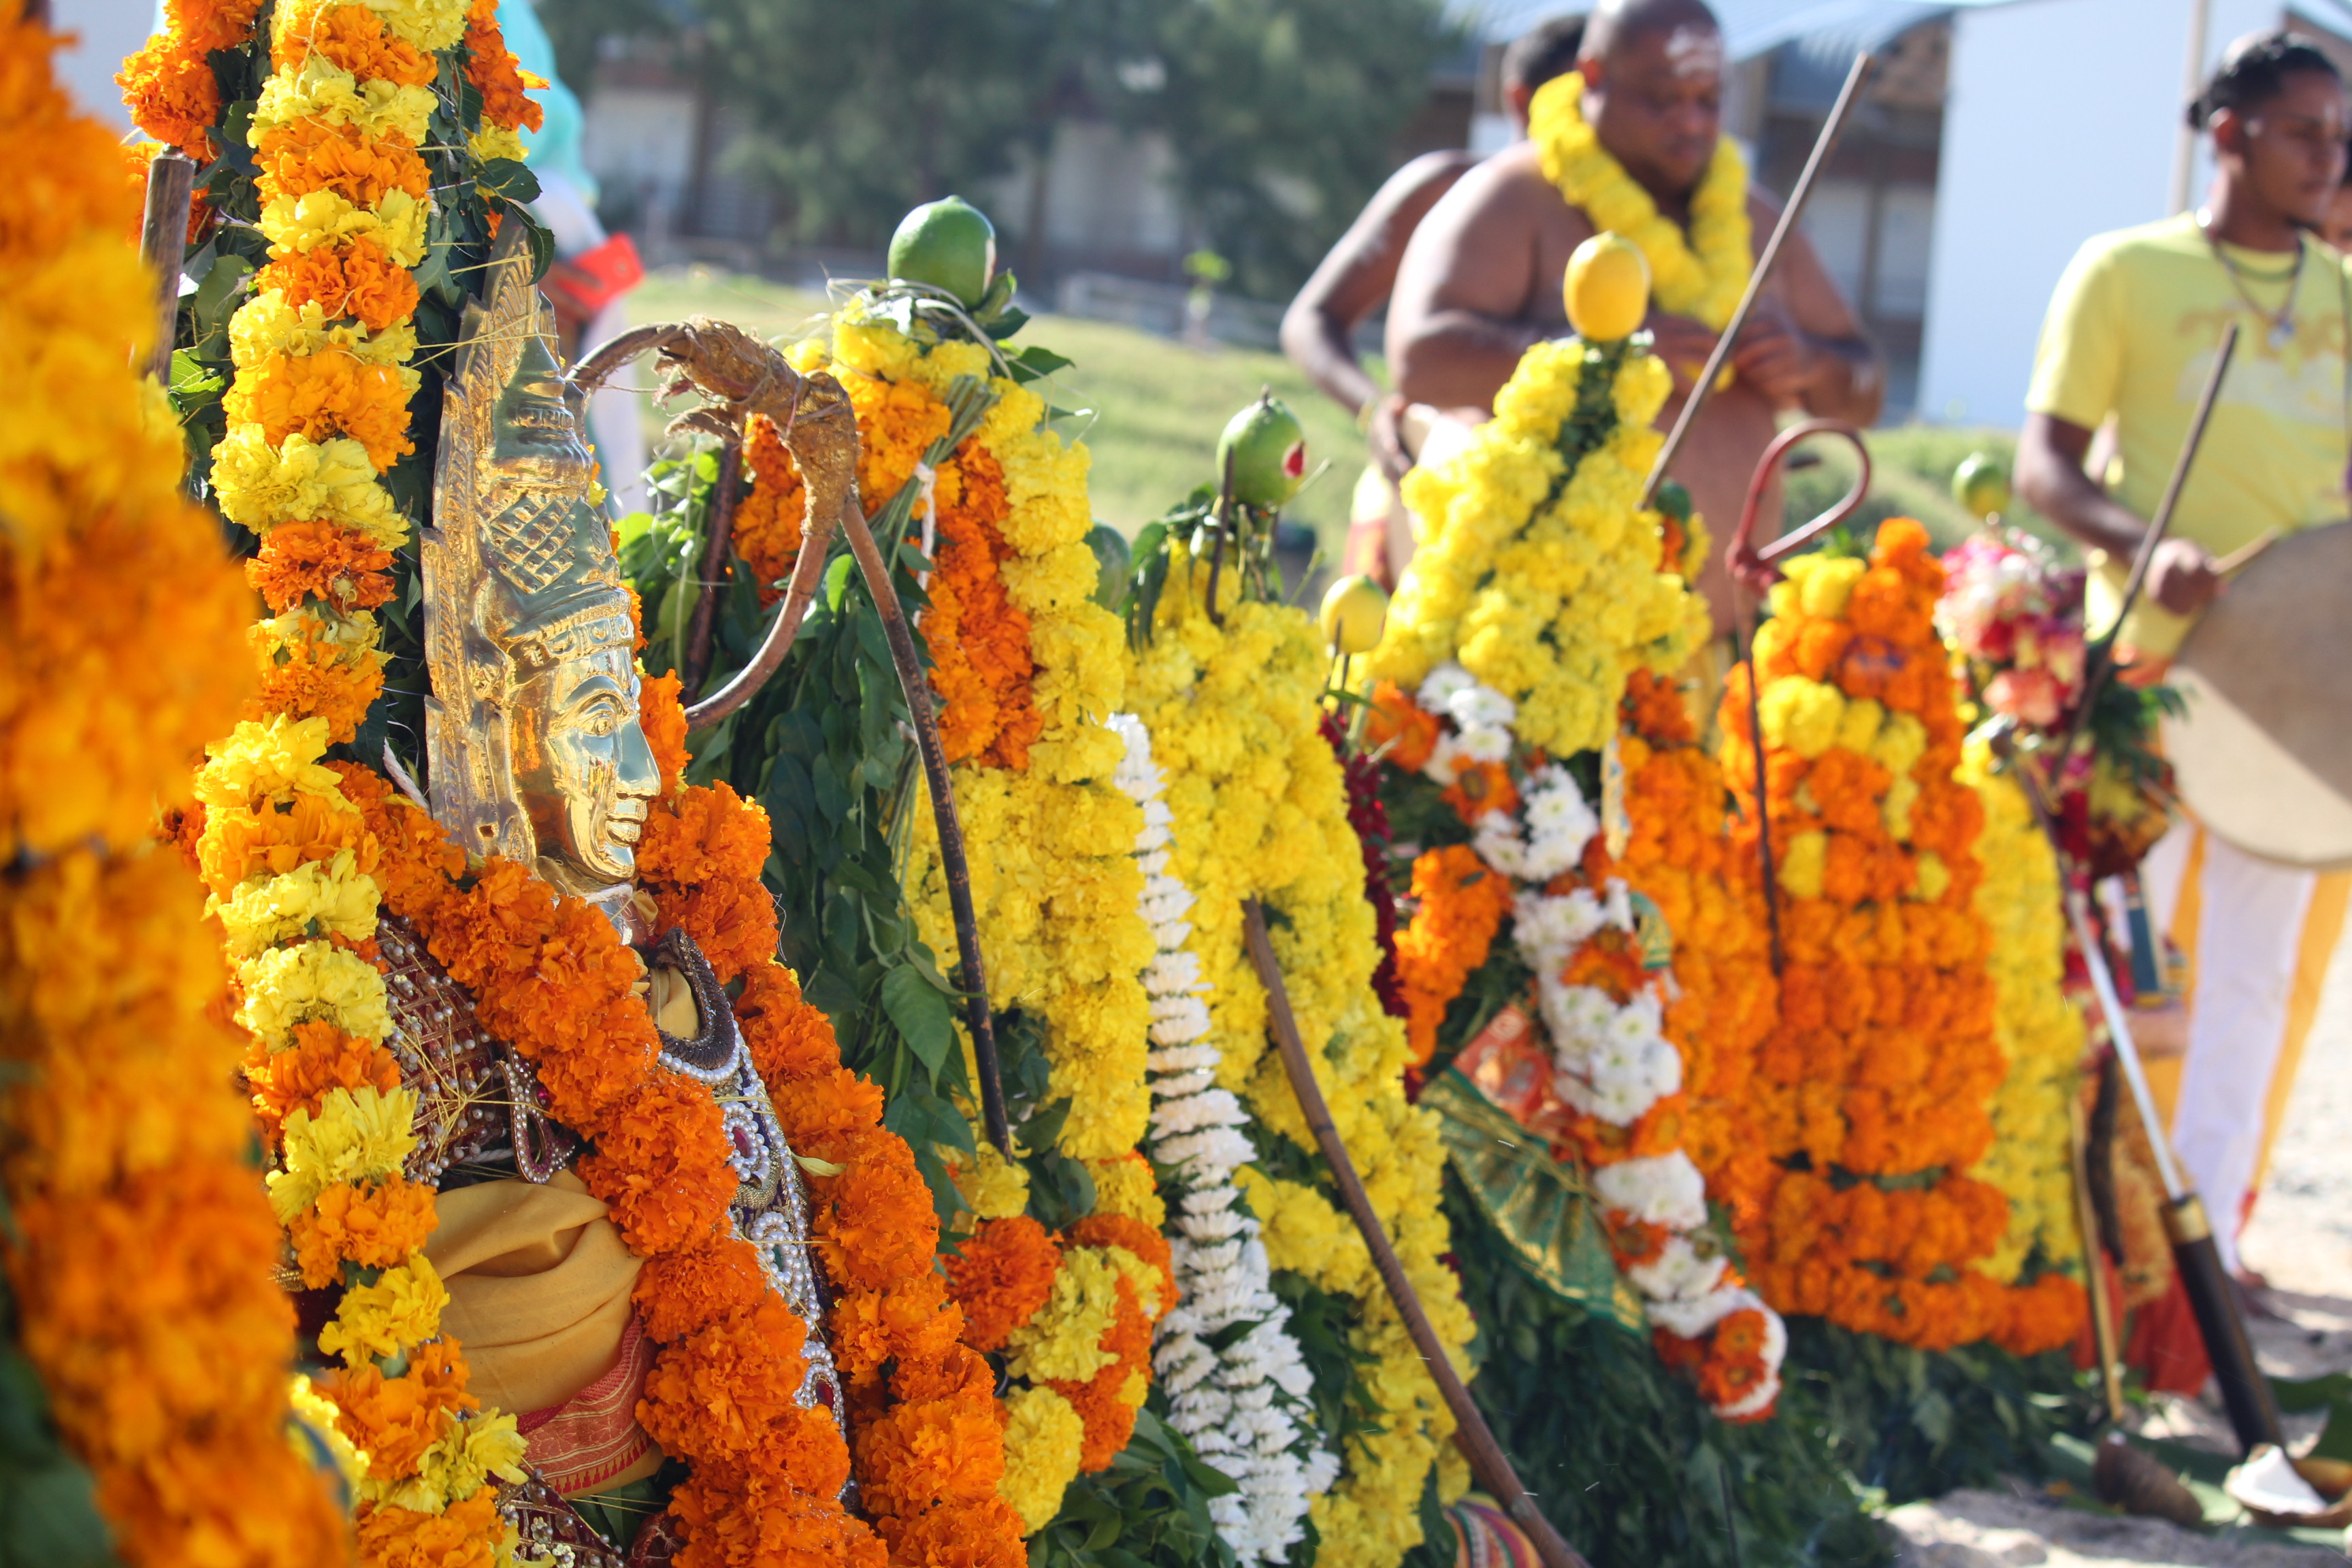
[
  {"xmin": 681, "ymin": 431, "xmax": 745, "ymax": 704},
  {"xmin": 1640, "ymin": 52, "xmax": 1876, "ymax": 508},
  {"xmin": 2069, "ymin": 1090, "xmax": 2128, "ymax": 1424},
  {"xmin": 1243, "ymin": 900, "xmax": 1591, "ymax": 1568},
  {"xmin": 840, "ymin": 496, "xmax": 1011, "ymax": 1155},
  {"xmin": 137, "ymin": 150, "xmax": 195, "ymax": 382}
]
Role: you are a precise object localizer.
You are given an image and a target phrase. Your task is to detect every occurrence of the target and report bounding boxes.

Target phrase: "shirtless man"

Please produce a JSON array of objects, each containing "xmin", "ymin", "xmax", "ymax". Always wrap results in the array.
[
  {"xmin": 1386, "ymin": 0, "xmax": 1884, "ymax": 632},
  {"xmin": 1281, "ymin": 15, "xmax": 1586, "ymax": 581}
]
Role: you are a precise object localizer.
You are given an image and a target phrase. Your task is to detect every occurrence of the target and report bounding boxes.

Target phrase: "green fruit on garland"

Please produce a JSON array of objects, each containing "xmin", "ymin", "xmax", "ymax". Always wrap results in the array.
[
  {"xmin": 888, "ymin": 196, "xmax": 997, "ymax": 307},
  {"xmin": 1217, "ymin": 392, "xmax": 1308, "ymax": 510},
  {"xmin": 1953, "ymin": 452, "xmax": 2010, "ymax": 521}
]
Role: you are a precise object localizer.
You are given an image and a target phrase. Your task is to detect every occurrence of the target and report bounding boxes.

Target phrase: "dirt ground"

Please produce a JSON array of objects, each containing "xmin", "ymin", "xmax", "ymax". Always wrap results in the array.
[{"xmin": 1884, "ymin": 936, "xmax": 2352, "ymax": 1565}]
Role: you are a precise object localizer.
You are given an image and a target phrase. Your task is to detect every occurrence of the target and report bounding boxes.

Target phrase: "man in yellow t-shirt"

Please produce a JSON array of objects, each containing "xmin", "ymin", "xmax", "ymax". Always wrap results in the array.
[{"xmin": 2017, "ymin": 29, "xmax": 2352, "ymax": 1282}]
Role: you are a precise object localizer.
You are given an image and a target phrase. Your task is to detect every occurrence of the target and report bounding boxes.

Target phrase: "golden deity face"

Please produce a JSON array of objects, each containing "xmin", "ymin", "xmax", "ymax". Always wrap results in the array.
[
  {"xmin": 508, "ymin": 642, "xmax": 660, "ymax": 890},
  {"xmin": 424, "ymin": 225, "xmax": 666, "ymax": 921}
]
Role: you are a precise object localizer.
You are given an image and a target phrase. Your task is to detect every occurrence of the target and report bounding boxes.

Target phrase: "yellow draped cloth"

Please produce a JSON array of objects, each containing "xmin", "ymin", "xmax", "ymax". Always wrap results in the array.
[{"xmin": 425, "ymin": 1170, "xmax": 664, "ymax": 1492}]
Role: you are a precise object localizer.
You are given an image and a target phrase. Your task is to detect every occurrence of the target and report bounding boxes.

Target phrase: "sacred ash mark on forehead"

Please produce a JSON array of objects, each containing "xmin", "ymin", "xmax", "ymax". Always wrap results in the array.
[{"xmin": 1662, "ymin": 24, "xmax": 1723, "ymax": 78}]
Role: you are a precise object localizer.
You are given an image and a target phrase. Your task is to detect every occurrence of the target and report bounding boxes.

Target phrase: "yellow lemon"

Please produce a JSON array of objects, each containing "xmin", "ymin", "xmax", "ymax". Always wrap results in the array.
[
  {"xmin": 1319, "ymin": 574, "xmax": 1390, "ymax": 655},
  {"xmin": 1563, "ymin": 233, "xmax": 1651, "ymax": 342}
]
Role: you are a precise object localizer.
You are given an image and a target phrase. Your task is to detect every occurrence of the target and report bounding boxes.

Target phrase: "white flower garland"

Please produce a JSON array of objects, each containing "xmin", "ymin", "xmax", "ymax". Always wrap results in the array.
[
  {"xmin": 1414, "ymin": 662, "xmax": 1786, "ymax": 1419},
  {"xmin": 1109, "ymin": 715, "xmax": 1339, "ymax": 1565}
]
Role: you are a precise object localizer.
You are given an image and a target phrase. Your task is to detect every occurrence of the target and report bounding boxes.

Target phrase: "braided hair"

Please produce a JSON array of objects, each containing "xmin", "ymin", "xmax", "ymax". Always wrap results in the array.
[{"xmin": 2188, "ymin": 30, "xmax": 2341, "ymax": 131}]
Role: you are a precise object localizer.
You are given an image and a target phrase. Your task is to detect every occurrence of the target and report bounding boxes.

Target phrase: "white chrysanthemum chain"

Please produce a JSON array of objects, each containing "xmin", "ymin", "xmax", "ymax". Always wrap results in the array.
[
  {"xmin": 1416, "ymin": 662, "xmax": 1785, "ymax": 1420},
  {"xmin": 1107, "ymin": 715, "xmax": 1339, "ymax": 1565}
]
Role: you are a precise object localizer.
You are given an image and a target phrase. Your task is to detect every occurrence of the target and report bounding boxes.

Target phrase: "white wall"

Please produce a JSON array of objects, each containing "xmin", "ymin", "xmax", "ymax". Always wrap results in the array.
[
  {"xmin": 49, "ymin": 0, "xmax": 153, "ymax": 126},
  {"xmin": 1917, "ymin": 0, "xmax": 2284, "ymax": 426}
]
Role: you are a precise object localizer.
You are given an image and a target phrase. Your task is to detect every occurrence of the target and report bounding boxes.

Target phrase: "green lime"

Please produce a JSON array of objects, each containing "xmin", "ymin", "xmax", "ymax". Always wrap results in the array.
[
  {"xmin": 1218, "ymin": 393, "xmax": 1307, "ymax": 510},
  {"xmin": 1087, "ymin": 524, "xmax": 1131, "ymax": 610},
  {"xmin": 887, "ymin": 197, "xmax": 997, "ymax": 307},
  {"xmin": 1952, "ymin": 452, "xmax": 2010, "ymax": 521}
]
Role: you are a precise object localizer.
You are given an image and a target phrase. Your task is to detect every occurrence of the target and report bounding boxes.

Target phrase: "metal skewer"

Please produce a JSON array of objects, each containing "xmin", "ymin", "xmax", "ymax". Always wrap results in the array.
[
  {"xmin": 1639, "ymin": 51, "xmax": 1876, "ymax": 508},
  {"xmin": 1244, "ymin": 901, "xmax": 1591, "ymax": 1568}
]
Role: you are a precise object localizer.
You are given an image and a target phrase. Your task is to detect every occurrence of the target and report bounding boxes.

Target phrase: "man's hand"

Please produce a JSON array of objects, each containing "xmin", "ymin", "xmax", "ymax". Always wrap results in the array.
[
  {"xmin": 1646, "ymin": 313, "xmax": 1720, "ymax": 393},
  {"xmin": 1731, "ymin": 312, "xmax": 1819, "ymax": 406},
  {"xmin": 1367, "ymin": 393, "xmax": 1414, "ymax": 484},
  {"xmin": 2146, "ymin": 536, "xmax": 2223, "ymax": 616}
]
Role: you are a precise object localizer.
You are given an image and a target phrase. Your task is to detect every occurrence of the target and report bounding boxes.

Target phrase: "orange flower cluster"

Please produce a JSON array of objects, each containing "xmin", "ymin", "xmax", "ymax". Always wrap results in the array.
[
  {"xmin": 924, "ymin": 446, "xmax": 1043, "ymax": 768},
  {"xmin": 732, "ymin": 413, "xmax": 805, "ymax": 604},
  {"xmin": 941, "ymin": 1213, "xmax": 1175, "ymax": 1476},
  {"xmin": 1, "ymin": 23, "xmax": 344, "ymax": 1565},
  {"xmin": 1612, "ymin": 670, "xmax": 1780, "ymax": 1230},
  {"xmin": 116, "ymin": 0, "xmax": 264, "ymax": 157},
  {"xmin": 1365, "ymin": 680, "xmax": 1441, "ymax": 774},
  {"xmin": 731, "ymin": 395, "xmax": 1045, "ymax": 768},
  {"xmin": 946, "ymin": 1217, "xmax": 1063, "ymax": 1352},
  {"xmin": 1393, "ymin": 843, "xmax": 1514, "ymax": 1065},
  {"xmin": 733, "ymin": 378, "xmax": 954, "ymax": 603},
  {"xmin": 632, "ymin": 681, "xmax": 1028, "ymax": 1568},
  {"xmin": 1720, "ymin": 521, "xmax": 2055, "ymax": 1352},
  {"xmin": 1052, "ymin": 1214, "xmax": 1175, "ymax": 1470},
  {"xmin": 463, "ymin": 0, "xmax": 547, "ymax": 137}
]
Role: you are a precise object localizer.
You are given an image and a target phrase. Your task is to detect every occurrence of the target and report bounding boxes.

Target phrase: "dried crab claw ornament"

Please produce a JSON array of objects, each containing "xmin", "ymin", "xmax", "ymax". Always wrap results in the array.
[{"xmin": 576, "ymin": 316, "xmax": 1015, "ymax": 1152}]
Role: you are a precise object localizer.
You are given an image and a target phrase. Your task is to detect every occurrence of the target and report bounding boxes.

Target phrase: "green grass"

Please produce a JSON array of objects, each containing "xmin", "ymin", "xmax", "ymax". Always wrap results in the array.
[
  {"xmin": 625, "ymin": 267, "xmax": 1366, "ymax": 557},
  {"xmin": 623, "ymin": 267, "xmax": 2057, "ymax": 567}
]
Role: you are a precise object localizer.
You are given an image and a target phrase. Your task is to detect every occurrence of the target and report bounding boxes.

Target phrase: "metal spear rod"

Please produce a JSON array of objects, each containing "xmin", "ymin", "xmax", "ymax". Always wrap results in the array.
[
  {"xmin": 2047, "ymin": 321, "xmax": 2238, "ymax": 774},
  {"xmin": 1640, "ymin": 51, "xmax": 1876, "ymax": 507}
]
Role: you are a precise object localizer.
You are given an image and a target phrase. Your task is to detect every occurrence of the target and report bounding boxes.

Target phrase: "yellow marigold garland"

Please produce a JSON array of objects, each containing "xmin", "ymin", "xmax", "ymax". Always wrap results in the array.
[
  {"xmin": 1527, "ymin": 73, "xmax": 1752, "ymax": 331},
  {"xmin": 1958, "ymin": 742, "xmax": 2089, "ymax": 1298},
  {"xmin": 0, "ymin": 20, "xmax": 346, "ymax": 1564},
  {"xmin": 1373, "ymin": 340, "xmax": 1705, "ymax": 757},
  {"xmin": 1125, "ymin": 556, "xmax": 1474, "ymax": 1568}
]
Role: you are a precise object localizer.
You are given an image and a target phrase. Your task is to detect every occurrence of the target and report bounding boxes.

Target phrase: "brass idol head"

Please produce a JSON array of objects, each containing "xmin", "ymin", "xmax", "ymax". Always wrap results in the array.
[{"xmin": 423, "ymin": 227, "xmax": 658, "ymax": 919}]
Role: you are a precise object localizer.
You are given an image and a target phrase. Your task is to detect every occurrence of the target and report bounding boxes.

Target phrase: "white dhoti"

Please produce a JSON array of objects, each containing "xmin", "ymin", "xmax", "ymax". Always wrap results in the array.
[{"xmin": 2139, "ymin": 822, "xmax": 2351, "ymax": 1273}]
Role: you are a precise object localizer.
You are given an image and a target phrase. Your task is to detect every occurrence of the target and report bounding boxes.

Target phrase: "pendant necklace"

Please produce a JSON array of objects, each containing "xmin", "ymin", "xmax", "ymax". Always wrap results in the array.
[{"xmin": 2201, "ymin": 213, "xmax": 2305, "ymax": 349}]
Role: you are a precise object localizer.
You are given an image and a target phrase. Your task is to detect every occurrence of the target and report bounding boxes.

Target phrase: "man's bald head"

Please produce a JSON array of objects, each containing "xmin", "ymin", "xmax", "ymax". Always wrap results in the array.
[
  {"xmin": 1580, "ymin": 0, "xmax": 1722, "ymax": 71},
  {"xmin": 1575, "ymin": 0, "xmax": 1726, "ymax": 198}
]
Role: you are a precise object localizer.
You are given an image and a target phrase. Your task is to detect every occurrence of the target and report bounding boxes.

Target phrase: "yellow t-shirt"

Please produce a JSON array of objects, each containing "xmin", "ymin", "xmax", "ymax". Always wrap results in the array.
[{"xmin": 2025, "ymin": 212, "xmax": 2352, "ymax": 655}]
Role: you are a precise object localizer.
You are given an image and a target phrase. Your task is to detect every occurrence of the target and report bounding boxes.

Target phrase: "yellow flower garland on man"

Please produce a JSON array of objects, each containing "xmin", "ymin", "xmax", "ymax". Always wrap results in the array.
[{"xmin": 1528, "ymin": 72, "xmax": 1752, "ymax": 330}]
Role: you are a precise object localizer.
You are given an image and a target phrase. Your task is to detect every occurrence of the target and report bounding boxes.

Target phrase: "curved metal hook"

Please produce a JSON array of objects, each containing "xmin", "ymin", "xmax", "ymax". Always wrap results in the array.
[{"xmin": 1724, "ymin": 418, "xmax": 1872, "ymax": 593}]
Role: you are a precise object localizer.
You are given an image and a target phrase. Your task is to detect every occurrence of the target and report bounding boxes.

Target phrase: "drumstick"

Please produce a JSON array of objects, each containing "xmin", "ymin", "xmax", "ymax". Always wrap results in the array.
[
  {"xmin": 2052, "ymin": 321, "xmax": 2240, "ymax": 769},
  {"xmin": 1242, "ymin": 900, "xmax": 1593, "ymax": 1568},
  {"xmin": 1639, "ymin": 51, "xmax": 1876, "ymax": 508},
  {"xmin": 2212, "ymin": 528, "xmax": 2278, "ymax": 575}
]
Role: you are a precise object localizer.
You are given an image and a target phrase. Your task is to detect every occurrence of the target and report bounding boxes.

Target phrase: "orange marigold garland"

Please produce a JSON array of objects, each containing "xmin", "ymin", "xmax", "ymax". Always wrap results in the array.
[
  {"xmin": 1, "ymin": 20, "xmax": 346, "ymax": 1565},
  {"xmin": 1393, "ymin": 843, "xmax": 1514, "ymax": 1066},
  {"xmin": 632, "ymin": 683, "xmax": 1030, "ymax": 1568},
  {"xmin": 1720, "ymin": 519, "xmax": 2056, "ymax": 1352}
]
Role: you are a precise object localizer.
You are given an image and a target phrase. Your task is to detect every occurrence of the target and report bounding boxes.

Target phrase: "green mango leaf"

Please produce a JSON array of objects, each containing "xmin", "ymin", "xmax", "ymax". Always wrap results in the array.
[{"xmin": 880, "ymin": 963, "xmax": 955, "ymax": 1078}]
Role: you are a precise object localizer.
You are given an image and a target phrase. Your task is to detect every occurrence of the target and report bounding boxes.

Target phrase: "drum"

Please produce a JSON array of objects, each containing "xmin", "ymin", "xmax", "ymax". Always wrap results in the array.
[{"xmin": 2163, "ymin": 520, "xmax": 2352, "ymax": 870}]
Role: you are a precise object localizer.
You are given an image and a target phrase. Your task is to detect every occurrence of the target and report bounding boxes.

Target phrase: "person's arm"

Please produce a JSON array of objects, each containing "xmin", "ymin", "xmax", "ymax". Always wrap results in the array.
[
  {"xmin": 1726, "ymin": 196, "xmax": 1884, "ymax": 423},
  {"xmin": 1281, "ymin": 151, "xmax": 1478, "ymax": 416},
  {"xmin": 2014, "ymin": 412, "xmax": 2219, "ymax": 615},
  {"xmin": 1386, "ymin": 152, "xmax": 1561, "ymax": 414}
]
